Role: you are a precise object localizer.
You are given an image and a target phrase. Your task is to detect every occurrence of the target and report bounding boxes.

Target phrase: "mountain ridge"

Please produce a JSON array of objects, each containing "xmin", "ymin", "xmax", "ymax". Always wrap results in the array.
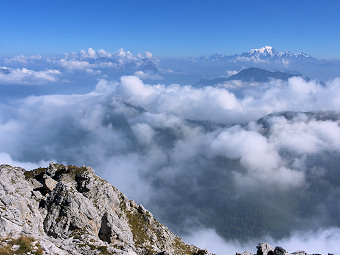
[
  {"xmin": 192, "ymin": 46, "xmax": 314, "ymax": 64},
  {"xmin": 0, "ymin": 163, "xmax": 211, "ymax": 255},
  {"xmin": 197, "ymin": 67, "xmax": 301, "ymax": 86}
]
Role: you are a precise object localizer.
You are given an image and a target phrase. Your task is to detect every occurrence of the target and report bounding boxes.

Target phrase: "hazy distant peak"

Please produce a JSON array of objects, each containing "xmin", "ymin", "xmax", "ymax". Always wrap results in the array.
[
  {"xmin": 249, "ymin": 46, "xmax": 277, "ymax": 56},
  {"xmin": 297, "ymin": 52, "xmax": 312, "ymax": 58},
  {"xmin": 196, "ymin": 67, "xmax": 301, "ymax": 86},
  {"xmin": 192, "ymin": 46, "xmax": 314, "ymax": 66},
  {"xmin": 245, "ymin": 46, "xmax": 311, "ymax": 59}
]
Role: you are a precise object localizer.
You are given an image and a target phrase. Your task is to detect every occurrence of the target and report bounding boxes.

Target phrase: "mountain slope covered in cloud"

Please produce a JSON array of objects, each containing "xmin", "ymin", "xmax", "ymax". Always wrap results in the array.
[
  {"xmin": 1, "ymin": 47, "xmax": 340, "ymax": 254},
  {"xmin": 1, "ymin": 73, "xmax": 340, "ymax": 254},
  {"xmin": 197, "ymin": 67, "xmax": 301, "ymax": 86}
]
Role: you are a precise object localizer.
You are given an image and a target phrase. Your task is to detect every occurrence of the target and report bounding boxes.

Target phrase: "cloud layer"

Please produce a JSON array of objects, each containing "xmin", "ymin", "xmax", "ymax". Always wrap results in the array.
[
  {"xmin": 1, "ymin": 76, "xmax": 340, "ymax": 253},
  {"xmin": 0, "ymin": 48, "xmax": 159, "ymax": 87},
  {"xmin": 0, "ymin": 67, "xmax": 60, "ymax": 85},
  {"xmin": 184, "ymin": 227, "xmax": 340, "ymax": 255}
]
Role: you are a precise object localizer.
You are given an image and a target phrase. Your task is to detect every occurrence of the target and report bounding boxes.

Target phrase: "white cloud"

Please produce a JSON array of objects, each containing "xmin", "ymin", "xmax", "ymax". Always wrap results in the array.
[
  {"xmin": 0, "ymin": 48, "xmax": 159, "ymax": 82},
  {"xmin": 184, "ymin": 227, "xmax": 340, "ymax": 255},
  {"xmin": 209, "ymin": 128, "xmax": 305, "ymax": 189},
  {"xmin": 79, "ymin": 48, "xmax": 97, "ymax": 59},
  {"xmin": 131, "ymin": 123, "xmax": 154, "ymax": 145},
  {"xmin": 269, "ymin": 116, "xmax": 340, "ymax": 154},
  {"xmin": 145, "ymin": 51, "xmax": 153, "ymax": 59},
  {"xmin": 1, "ymin": 75, "xmax": 340, "ymax": 250},
  {"xmin": 226, "ymin": 70, "xmax": 238, "ymax": 76},
  {"xmin": 55, "ymin": 48, "xmax": 158, "ymax": 74},
  {"xmin": 117, "ymin": 76, "xmax": 242, "ymax": 123},
  {"xmin": 0, "ymin": 67, "xmax": 60, "ymax": 85},
  {"xmin": 0, "ymin": 76, "xmax": 335, "ymax": 196},
  {"xmin": 184, "ymin": 228, "xmax": 247, "ymax": 255},
  {"xmin": 59, "ymin": 59, "xmax": 93, "ymax": 71},
  {"xmin": 3, "ymin": 54, "xmax": 42, "ymax": 65},
  {"xmin": 274, "ymin": 228, "xmax": 340, "ymax": 255},
  {"xmin": 134, "ymin": 70, "xmax": 162, "ymax": 80},
  {"xmin": 110, "ymin": 75, "xmax": 340, "ymax": 126},
  {"xmin": 97, "ymin": 49, "xmax": 112, "ymax": 58}
]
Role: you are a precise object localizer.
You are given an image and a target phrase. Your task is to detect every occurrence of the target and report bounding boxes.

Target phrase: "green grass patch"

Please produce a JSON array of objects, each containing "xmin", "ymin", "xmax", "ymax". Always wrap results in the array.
[{"xmin": 0, "ymin": 236, "xmax": 43, "ymax": 255}]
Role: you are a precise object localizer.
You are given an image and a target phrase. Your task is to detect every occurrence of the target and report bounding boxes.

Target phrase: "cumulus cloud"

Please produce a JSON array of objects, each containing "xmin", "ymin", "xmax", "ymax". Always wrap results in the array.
[
  {"xmin": 226, "ymin": 70, "xmax": 238, "ymax": 76},
  {"xmin": 77, "ymin": 48, "xmax": 98, "ymax": 59},
  {"xmin": 3, "ymin": 54, "xmax": 42, "ymax": 65},
  {"xmin": 184, "ymin": 227, "xmax": 340, "ymax": 255},
  {"xmin": 113, "ymin": 76, "xmax": 340, "ymax": 124},
  {"xmin": 209, "ymin": 127, "xmax": 305, "ymax": 190},
  {"xmin": 273, "ymin": 228, "xmax": 340, "ymax": 255},
  {"xmin": 1, "ymin": 75, "xmax": 340, "ymax": 251},
  {"xmin": 59, "ymin": 59, "xmax": 94, "ymax": 71},
  {"xmin": 55, "ymin": 48, "xmax": 159, "ymax": 75},
  {"xmin": 145, "ymin": 51, "xmax": 153, "ymax": 59},
  {"xmin": 268, "ymin": 115, "xmax": 340, "ymax": 154},
  {"xmin": 134, "ymin": 70, "xmax": 162, "ymax": 80},
  {"xmin": 97, "ymin": 49, "xmax": 112, "ymax": 58},
  {"xmin": 0, "ymin": 66, "xmax": 60, "ymax": 85},
  {"xmin": 0, "ymin": 48, "xmax": 160, "ymax": 86},
  {"xmin": 184, "ymin": 228, "xmax": 247, "ymax": 255}
]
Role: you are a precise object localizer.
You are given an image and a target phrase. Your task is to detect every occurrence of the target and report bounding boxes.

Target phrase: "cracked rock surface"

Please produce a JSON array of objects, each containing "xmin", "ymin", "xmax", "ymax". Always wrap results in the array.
[
  {"xmin": 0, "ymin": 163, "xmax": 210, "ymax": 255},
  {"xmin": 236, "ymin": 242, "xmax": 330, "ymax": 255}
]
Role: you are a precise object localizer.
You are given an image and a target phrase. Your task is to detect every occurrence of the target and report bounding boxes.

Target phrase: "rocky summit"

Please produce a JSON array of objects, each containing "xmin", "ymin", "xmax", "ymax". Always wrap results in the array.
[
  {"xmin": 0, "ymin": 163, "xmax": 210, "ymax": 255},
  {"xmin": 236, "ymin": 242, "xmax": 333, "ymax": 255}
]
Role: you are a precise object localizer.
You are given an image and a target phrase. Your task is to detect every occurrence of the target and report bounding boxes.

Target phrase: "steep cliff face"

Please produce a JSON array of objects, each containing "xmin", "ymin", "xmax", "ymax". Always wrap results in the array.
[{"xmin": 0, "ymin": 163, "xmax": 209, "ymax": 255}]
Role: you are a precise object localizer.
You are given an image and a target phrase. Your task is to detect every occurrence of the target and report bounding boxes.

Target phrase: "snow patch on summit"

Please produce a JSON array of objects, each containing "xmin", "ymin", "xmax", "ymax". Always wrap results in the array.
[{"xmin": 249, "ymin": 46, "xmax": 276, "ymax": 56}]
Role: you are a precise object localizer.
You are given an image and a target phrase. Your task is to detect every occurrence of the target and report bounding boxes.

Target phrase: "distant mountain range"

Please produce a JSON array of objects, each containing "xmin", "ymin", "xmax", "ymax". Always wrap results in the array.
[
  {"xmin": 193, "ymin": 46, "xmax": 314, "ymax": 64},
  {"xmin": 197, "ymin": 67, "xmax": 301, "ymax": 86},
  {"xmin": 159, "ymin": 45, "xmax": 337, "ymax": 85}
]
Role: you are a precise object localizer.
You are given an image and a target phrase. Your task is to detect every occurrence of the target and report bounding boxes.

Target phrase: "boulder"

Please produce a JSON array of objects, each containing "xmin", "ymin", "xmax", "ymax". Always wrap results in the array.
[{"xmin": 257, "ymin": 243, "xmax": 274, "ymax": 255}]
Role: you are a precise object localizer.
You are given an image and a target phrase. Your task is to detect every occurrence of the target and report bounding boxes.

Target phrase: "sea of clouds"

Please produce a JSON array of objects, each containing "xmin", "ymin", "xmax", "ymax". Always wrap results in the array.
[{"xmin": 1, "ymin": 74, "xmax": 340, "ymax": 254}]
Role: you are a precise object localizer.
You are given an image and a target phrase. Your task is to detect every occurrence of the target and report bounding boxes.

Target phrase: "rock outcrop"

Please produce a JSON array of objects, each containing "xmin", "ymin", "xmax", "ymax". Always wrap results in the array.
[
  {"xmin": 0, "ymin": 163, "xmax": 210, "ymax": 255},
  {"xmin": 236, "ymin": 242, "xmax": 332, "ymax": 255}
]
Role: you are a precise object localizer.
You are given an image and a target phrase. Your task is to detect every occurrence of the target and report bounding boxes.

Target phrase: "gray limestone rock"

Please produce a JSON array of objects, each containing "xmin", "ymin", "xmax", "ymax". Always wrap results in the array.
[
  {"xmin": 274, "ymin": 246, "xmax": 287, "ymax": 255},
  {"xmin": 237, "ymin": 243, "xmax": 327, "ymax": 255},
  {"xmin": 44, "ymin": 175, "xmax": 58, "ymax": 191},
  {"xmin": 291, "ymin": 251, "xmax": 306, "ymax": 255},
  {"xmin": 0, "ymin": 163, "xmax": 209, "ymax": 255},
  {"xmin": 257, "ymin": 243, "xmax": 274, "ymax": 255},
  {"xmin": 236, "ymin": 252, "xmax": 253, "ymax": 255}
]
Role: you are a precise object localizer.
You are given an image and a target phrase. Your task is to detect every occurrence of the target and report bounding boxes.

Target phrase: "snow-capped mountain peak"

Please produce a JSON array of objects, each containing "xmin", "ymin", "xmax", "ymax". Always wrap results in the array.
[
  {"xmin": 298, "ymin": 52, "xmax": 311, "ymax": 58},
  {"xmin": 191, "ymin": 46, "xmax": 314, "ymax": 65},
  {"xmin": 249, "ymin": 46, "xmax": 276, "ymax": 56},
  {"xmin": 247, "ymin": 46, "xmax": 311, "ymax": 59}
]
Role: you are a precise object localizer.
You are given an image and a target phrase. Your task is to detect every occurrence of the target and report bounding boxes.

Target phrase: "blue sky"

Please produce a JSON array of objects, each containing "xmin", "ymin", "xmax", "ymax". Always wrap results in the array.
[{"xmin": 1, "ymin": 0, "xmax": 340, "ymax": 58}]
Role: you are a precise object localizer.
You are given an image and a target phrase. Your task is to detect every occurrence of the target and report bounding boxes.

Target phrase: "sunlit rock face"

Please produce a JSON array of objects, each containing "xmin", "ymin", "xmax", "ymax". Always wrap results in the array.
[{"xmin": 0, "ymin": 163, "xmax": 210, "ymax": 255}]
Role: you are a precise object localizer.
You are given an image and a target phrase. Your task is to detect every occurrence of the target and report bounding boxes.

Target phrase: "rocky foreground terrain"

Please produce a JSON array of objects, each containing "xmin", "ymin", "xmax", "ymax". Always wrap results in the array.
[
  {"xmin": 236, "ymin": 242, "xmax": 334, "ymax": 255},
  {"xmin": 0, "ymin": 163, "xmax": 211, "ymax": 255}
]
